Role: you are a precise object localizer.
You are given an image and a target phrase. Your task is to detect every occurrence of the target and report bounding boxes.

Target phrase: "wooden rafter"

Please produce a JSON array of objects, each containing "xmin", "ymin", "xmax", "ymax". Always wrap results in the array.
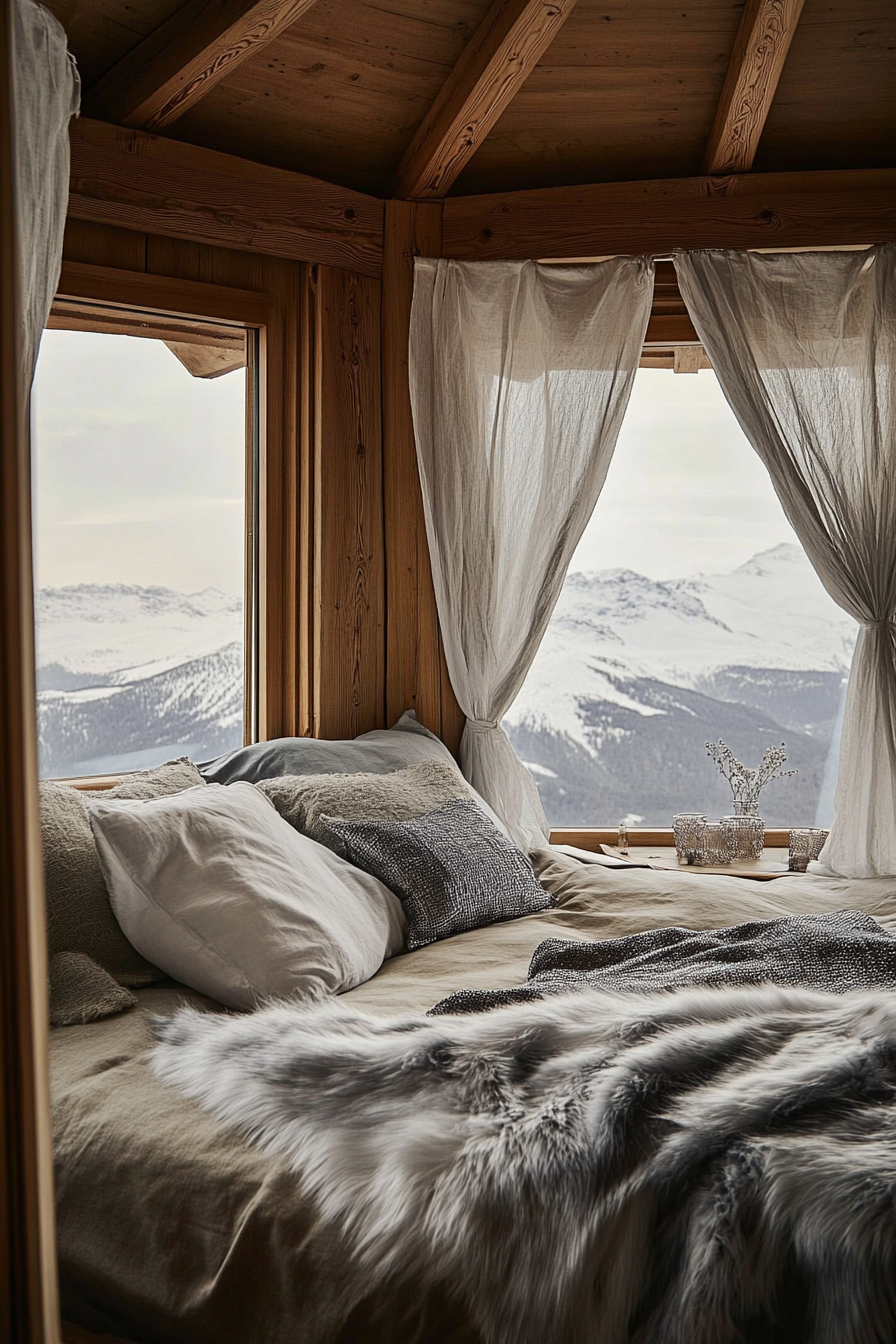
[
  {"xmin": 86, "ymin": 0, "xmax": 319, "ymax": 132},
  {"xmin": 704, "ymin": 0, "xmax": 806, "ymax": 175},
  {"xmin": 442, "ymin": 168, "xmax": 896, "ymax": 261},
  {"xmin": 68, "ymin": 120, "xmax": 384, "ymax": 277},
  {"xmin": 391, "ymin": 0, "xmax": 579, "ymax": 200}
]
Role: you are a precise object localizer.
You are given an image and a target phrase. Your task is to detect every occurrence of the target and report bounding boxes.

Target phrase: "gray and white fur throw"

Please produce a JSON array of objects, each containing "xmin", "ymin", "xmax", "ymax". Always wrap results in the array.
[{"xmin": 154, "ymin": 985, "xmax": 896, "ymax": 1344}]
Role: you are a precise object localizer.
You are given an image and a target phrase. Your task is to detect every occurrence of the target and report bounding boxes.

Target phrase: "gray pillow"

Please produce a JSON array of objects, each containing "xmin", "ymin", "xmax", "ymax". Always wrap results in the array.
[
  {"xmin": 49, "ymin": 952, "xmax": 136, "ymax": 1027},
  {"xmin": 200, "ymin": 713, "xmax": 507, "ymax": 839},
  {"xmin": 259, "ymin": 759, "xmax": 490, "ymax": 845},
  {"xmin": 318, "ymin": 798, "xmax": 554, "ymax": 951},
  {"xmin": 40, "ymin": 757, "xmax": 205, "ymax": 998}
]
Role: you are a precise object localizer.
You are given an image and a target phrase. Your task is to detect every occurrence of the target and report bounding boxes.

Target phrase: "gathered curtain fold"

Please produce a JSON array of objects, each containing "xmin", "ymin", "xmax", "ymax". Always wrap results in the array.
[
  {"xmin": 409, "ymin": 257, "xmax": 654, "ymax": 849},
  {"xmin": 675, "ymin": 246, "xmax": 896, "ymax": 878},
  {"xmin": 13, "ymin": 0, "xmax": 80, "ymax": 404}
]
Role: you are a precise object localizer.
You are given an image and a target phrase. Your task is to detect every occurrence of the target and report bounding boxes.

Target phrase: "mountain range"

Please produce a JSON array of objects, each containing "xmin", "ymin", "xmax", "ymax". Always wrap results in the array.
[
  {"xmin": 503, "ymin": 544, "xmax": 857, "ymax": 828},
  {"xmin": 36, "ymin": 547, "xmax": 856, "ymax": 827},
  {"xmin": 35, "ymin": 584, "xmax": 244, "ymax": 776}
]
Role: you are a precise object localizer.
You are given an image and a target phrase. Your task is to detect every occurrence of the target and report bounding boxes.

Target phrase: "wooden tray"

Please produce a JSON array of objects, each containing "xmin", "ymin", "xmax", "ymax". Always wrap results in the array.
[{"xmin": 600, "ymin": 845, "xmax": 792, "ymax": 881}]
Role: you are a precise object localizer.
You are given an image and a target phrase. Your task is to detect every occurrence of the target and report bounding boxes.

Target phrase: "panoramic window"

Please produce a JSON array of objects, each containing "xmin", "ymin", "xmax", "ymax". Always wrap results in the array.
[
  {"xmin": 32, "ymin": 308, "xmax": 253, "ymax": 779},
  {"xmin": 506, "ymin": 357, "xmax": 858, "ymax": 830}
]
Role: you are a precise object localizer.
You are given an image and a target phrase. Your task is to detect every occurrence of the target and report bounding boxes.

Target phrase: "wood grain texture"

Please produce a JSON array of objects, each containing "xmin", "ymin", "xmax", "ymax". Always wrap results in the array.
[
  {"xmin": 751, "ymin": 0, "xmax": 896, "ymax": 176},
  {"xmin": 449, "ymin": 0, "xmax": 746, "ymax": 196},
  {"xmin": 0, "ymin": 0, "xmax": 59, "ymax": 1333},
  {"xmin": 68, "ymin": 118, "xmax": 384, "ymax": 276},
  {"xmin": 704, "ymin": 0, "xmax": 807, "ymax": 174},
  {"xmin": 167, "ymin": 0, "xmax": 489, "ymax": 196},
  {"xmin": 442, "ymin": 167, "xmax": 896, "ymax": 260},
  {"xmin": 382, "ymin": 201, "xmax": 443, "ymax": 735},
  {"xmin": 392, "ymin": 0, "xmax": 578, "ymax": 198},
  {"xmin": 86, "ymin": 0, "xmax": 320, "ymax": 131},
  {"xmin": 312, "ymin": 266, "xmax": 386, "ymax": 739}
]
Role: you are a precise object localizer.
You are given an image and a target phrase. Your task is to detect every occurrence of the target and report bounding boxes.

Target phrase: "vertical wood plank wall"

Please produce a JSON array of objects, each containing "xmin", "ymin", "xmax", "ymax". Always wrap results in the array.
[
  {"xmin": 59, "ymin": 216, "xmax": 459, "ymax": 749},
  {"xmin": 382, "ymin": 202, "xmax": 464, "ymax": 753},
  {"xmin": 312, "ymin": 265, "xmax": 386, "ymax": 738}
]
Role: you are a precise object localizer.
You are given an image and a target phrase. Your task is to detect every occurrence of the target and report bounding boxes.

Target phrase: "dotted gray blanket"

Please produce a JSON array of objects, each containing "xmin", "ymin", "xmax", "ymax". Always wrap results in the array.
[{"xmin": 430, "ymin": 909, "xmax": 896, "ymax": 1014}]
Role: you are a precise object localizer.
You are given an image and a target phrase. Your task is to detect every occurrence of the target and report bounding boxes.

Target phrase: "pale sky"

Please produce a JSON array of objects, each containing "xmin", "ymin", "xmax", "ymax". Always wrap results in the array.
[
  {"xmin": 571, "ymin": 367, "xmax": 799, "ymax": 581},
  {"xmin": 32, "ymin": 329, "xmax": 246, "ymax": 596},
  {"xmin": 31, "ymin": 331, "xmax": 798, "ymax": 597}
]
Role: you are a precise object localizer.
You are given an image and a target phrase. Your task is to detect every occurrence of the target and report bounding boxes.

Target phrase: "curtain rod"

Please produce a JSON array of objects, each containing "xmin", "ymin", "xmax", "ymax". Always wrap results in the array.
[{"xmin": 537, "ymin": 245, "xmax": 873, "ymax": 264}]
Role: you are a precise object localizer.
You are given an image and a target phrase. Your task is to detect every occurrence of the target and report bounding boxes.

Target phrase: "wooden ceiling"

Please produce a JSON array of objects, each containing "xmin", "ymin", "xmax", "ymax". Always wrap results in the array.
[{"xmin": 47, "ymin": 0, "xmax": 895, "ymax": 199}]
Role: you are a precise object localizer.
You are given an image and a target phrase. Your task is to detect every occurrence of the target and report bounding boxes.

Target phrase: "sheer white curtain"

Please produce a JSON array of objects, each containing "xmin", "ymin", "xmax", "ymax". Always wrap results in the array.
[
  {"xmin": 409, "ymin": 257, "xmax": 654, "ymax": 849},
  {"xmin": 675, "ymin": 246, "xmax": 896, "ymax": 878},
  {"xmin": 13, "ymin": 0, "xmax": 79, "ymax": 403}
]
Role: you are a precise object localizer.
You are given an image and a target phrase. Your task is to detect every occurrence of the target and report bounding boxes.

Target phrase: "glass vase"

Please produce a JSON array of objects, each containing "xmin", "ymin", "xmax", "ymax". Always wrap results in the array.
[{"xmin": 725, "ymin": 801, "xmax": 764, "ymax": 861}]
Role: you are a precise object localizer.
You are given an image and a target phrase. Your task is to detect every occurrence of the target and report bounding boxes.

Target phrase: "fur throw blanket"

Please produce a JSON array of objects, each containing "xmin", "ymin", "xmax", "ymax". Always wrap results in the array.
[{"xmin": 153, "ymin": 985, "xmax": 896, "ymax": 1344}]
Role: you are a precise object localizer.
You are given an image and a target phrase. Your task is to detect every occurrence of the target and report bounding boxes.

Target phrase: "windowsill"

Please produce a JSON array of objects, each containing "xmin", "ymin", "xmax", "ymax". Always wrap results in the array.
[{"xmin": 549, "ymin": 827, "xmax": 793, "ymax": 849}]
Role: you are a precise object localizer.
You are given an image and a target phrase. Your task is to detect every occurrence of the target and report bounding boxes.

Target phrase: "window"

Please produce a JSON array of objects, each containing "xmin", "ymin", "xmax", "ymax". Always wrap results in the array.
[
  {"xmin": 32, "ymin": 303, "xmax": 257, "ymax": 779},
  {"xmin": 505, "ymin": 357, "xmax": 858, "ymax": 829}
]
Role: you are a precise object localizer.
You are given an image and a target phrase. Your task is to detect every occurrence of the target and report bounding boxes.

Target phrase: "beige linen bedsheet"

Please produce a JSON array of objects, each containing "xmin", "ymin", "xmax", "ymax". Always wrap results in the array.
[{"xmin": 53, "ymin": 851, "xmax": 896, "ymax": 1344}]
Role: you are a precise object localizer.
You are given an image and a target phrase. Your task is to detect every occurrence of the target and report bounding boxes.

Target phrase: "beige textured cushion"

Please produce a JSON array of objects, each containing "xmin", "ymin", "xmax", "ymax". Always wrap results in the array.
[
  {"xmin": 49, "ymin": 952, "xmax": 137, "ymax": 1027},
  {"xmin": 41, "ymin": 757, "xmax": 205, "ymax": 991},
  {"xmin": 259, "ymin": 759, "xmax": 488, "ymax": 848}
]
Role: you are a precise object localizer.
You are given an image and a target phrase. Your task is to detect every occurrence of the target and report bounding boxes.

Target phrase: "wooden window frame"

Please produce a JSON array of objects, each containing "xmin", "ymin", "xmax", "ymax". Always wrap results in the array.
[{"xmin": 45, "ymin": 263, "xmax": 276, "ymax": 790}]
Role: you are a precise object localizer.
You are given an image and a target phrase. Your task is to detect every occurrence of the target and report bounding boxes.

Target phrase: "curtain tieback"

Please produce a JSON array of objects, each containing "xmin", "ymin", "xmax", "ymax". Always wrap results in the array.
[{"xmin": 467, "ymin": 718, "xmax": 500, "ymax": 733}]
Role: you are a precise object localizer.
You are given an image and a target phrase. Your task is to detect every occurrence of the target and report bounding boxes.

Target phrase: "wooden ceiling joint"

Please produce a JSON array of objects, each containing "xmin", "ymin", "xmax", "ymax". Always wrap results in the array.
[
  {"xmin": 704, "ymin": 0, "xmax": 807, "ymax": 176},
  {"xmin": 391, "ymin": 0, "xmax": 579, "ymax": 201},
  {"xmin": 85, "ymin": 0, "xmax": 320, "ymax": 131}
]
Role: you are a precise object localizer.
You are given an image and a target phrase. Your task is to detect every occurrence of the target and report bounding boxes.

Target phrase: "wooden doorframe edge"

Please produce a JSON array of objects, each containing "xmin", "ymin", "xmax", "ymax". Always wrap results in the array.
[{"xmin": 0, "ymin": 0, "xmax": 61, "ymax": 1334}]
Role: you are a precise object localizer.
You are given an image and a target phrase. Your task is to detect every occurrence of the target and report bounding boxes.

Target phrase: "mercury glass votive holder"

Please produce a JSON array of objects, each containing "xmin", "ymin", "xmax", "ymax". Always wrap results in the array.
[
  {"xmin": 788, "ymin": 827, "xmax": 829, "ymax": 872},
  {"xmin": 673, "ymin": 812, "xmax": 707, "ymax": 865},
  {"xmin": 694, "ymin": 818, "xmax": 730, "ymax": 867},
  {"xmin": 721, "ymin": 814, "xmax": 765, "ymax": 862}
]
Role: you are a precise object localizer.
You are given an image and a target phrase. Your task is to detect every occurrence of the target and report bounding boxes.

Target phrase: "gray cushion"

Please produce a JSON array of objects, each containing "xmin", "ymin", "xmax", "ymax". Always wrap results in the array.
[
  {"xmin": 209, "ymin": 711, "xmax": 511, "ymax": 840},
  {"xmin": 40, "ymin": 757, "xmax": 205, "ymax": 994},
  {"xmin": 200, "ymin": 710, "xmax": 443, "ymax": 783},
  {"xmin": 259, "ymin": 759, "xmax": 488, "ymax": 844},
  {"xmin": 318, "ymin": 797, "xmax": 554, "ymax": 951},
  {"xmin": 49, "ymin": 952, "xmax": 137, "ymax": 1027}
]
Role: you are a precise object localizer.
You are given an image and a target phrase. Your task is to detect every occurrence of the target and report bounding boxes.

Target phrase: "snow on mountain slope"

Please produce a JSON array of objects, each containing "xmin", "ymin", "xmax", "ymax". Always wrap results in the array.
[
  {"xmin": 35, "ymin": 584, "xmax": 242, "ymax": 683},
  {"xmin": 35, "ymin": 584, "xmax": 244, "ymax": 775},
  {"xmin": 507, "ymin": 544, "xmax": 856, "ymax": 745},
  {"xmin": 505, "ymin": 545, "xmax": 855, "ymax": 825}
]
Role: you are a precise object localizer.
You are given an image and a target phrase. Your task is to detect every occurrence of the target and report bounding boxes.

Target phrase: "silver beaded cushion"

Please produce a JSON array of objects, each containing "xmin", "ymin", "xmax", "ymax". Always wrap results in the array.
[{"xmin": 318, "ymin": 798, "xmax": 554, "ymax": 951}]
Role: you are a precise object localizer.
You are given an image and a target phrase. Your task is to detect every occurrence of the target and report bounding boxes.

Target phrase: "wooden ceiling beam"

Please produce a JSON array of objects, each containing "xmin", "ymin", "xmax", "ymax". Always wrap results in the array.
[
  {"xmin": 703, "ymin": 0, "xmax": 806, "ymax": 175},
  {"xmin": 391, "ymin": 0, "xmax": 579, "ymax": 200},
  {"xmin": 67, "ymin": 119, "xmax": 384, "ymax": 277},
  {"xmin": 442, "ymin": 167, "xmax": 896, "ymax": 261},
  {"xmin": 85, "ymin": 0, "xmax": 319, "ymax": 132}
]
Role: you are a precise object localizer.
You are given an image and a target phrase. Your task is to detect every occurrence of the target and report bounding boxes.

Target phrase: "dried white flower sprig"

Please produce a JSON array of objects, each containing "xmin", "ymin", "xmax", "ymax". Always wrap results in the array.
[{"xmin": 705, "ymin": 740, "xmax": 797, "ymax": 807}]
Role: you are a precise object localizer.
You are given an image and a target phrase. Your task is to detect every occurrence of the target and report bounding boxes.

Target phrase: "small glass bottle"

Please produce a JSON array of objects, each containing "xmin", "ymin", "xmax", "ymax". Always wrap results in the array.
[{"xmin": 618, "ymin": 820, "xmax": 629, "ymax": 855}]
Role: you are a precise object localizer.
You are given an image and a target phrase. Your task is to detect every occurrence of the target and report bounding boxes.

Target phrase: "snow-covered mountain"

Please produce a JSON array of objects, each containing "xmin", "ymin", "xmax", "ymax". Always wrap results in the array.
[
  {"xmin": 35, "ymin": 584, "xmax": 243, "ymax": 776},
  {"xmin": 36, "ymin": 549, "xmax": 855, "ymax": 820},
  {"xmin": 505, "ymin": 545, "xmax": 857, "ymax": 828}
]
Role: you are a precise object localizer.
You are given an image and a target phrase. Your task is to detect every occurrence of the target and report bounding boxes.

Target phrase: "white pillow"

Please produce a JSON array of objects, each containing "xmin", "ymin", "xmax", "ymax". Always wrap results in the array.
[{"xmin": 86, "ymin": 783, "xmax": 406, "ymax": 1010}]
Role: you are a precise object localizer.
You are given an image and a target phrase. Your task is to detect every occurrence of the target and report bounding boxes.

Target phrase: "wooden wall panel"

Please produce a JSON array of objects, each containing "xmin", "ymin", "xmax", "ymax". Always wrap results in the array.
[
  {"xmin": 312, "ymin": 265, "xmax": 386, "ymax": 740},
  {"xmin": 382, "ymin": 201, "xmax": 443, "ymax": 736}
]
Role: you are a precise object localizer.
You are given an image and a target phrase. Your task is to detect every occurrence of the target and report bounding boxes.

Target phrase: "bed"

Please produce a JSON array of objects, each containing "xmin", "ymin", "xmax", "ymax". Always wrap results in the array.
[{"xmin": 53, "ymin": 849, "xmax": 896, "ymax": 1344}]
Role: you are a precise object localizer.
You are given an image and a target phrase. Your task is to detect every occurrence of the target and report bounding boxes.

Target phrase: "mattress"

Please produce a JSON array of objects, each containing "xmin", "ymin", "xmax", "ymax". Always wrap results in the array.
[{"xmin": 52, "ymin": 850, "xmax": 896, "ymax": 1343}]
